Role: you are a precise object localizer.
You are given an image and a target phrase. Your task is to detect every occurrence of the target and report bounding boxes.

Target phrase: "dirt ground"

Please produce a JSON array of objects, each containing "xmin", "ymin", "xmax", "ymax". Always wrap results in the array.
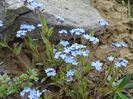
[{"xmin": 93, "ymin": 0, "xmax": 133, "ymax": 74}]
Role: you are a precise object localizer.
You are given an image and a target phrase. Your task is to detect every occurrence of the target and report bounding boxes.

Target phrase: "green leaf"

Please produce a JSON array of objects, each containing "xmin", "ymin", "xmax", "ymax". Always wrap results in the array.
[
  {"xmin": 28, "ymin": 37, "xmax": 35, "ymax": 49},
  {"xmin": 124, "ymin": 83, "xmax": 133, "ymax": 89},
  {"xmin": 15, "ymin": 44, "xmax": 23, "ymax": 55},
  {"xmin": 0, "ymin": 42, "xmax": 8, "ymax": 48},
  {"xmin": 118, "ymin": 74, "xmax": 131, "ymax": 88},
  {"xmin": 116, "ymin": 92, "xmax": 129, "ymax": 99},
  {"xmin": 113, "ymin": 93, "xmax": 118, "ymax": 99},
  {"xmin": 47, "ymin": 28, "xmax": 53, "ymax": 37},
  {"xmin": 40, "ymin": 17, "xmax": 49, "ymax": 34}
]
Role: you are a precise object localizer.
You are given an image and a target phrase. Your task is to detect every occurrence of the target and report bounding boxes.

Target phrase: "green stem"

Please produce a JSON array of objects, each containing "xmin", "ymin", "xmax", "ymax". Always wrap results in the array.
[{"xmin": 128, "ymin": 0, "xmax": 131, "ymax": 17}]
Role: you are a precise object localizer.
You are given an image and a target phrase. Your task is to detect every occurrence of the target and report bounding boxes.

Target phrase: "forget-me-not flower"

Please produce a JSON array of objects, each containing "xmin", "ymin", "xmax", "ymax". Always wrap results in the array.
[
  {"xmin": 20, "ymin": 24, "xmax": 35, "ymax": 32},
  {"xmin": 91, "ymin": 60, "xmax": 103, "ymax": 71},
  {"xmin": 16, "ymin": 30, "xmax": 27, "ymax": 37},
  {"xmin": 112, "ymin": 42, "xmax": 128, "ymax": 48},
  {"xmin": 0, "ymin": 20, "xmax": 3, "ymax": 27},
  {"xmin": 70, "ymin": 28, "xmax": 85, "ymax": 36},
  {"xmin": 25, "ymin": 0, "xmax": 43, "ymax": 10},
  {"xmin": 83, "ymin": 34, "xmax": 91, "ymax": 40},
  {"xmin": 56, "ymin": 16, "xmax": 64, "ymax": 23},
  {"xmin": 97, "ymin": 19, "xmax": 109, "ymax": 27},
  {"xmin": 59, "ymin": 40, "xmax": 69, "ymax": 47},
  {"xmin": 66, "ymin": 69, "xmax": 74, "ymax": 77},
  {"xmin": 28, "ymin": 89, "xmax": 42, "ymax": 99},
  {"xmin": 54, "ymin": 51, "xmax": 62, "ymax": 59},
  {"xmin": 20, "ymin": 87, "xmax": 42, "ymax": 99},
  {"xmin": 63, "ymin": 47, "xmax": 71, "ymax": 53},
  {"xmin": 64, "ymin": 56, "xmax": 78, "ymax": 65},
  {"xmin": 107, "ymin": 56, "xmax": 114, "ymax": 62},
  {"xmin": 70, "ymin": 43, "xmax": 86, "ymax": 50},
  {"xmin": 45, "ymin": 68, "xmax": 56, "ymax": 77},
  {"xmin": 37, "ymin": 23, "xmax": 42, "ymax": 27},
  {"xmin": 89, "ymin": 36, "xmax": 99, "ymax": 44},
  {"xmin": 58, "ymin": 29, "xmax": 68, "ymax": 35},
  {"xmin": 20, "ymin": 87, "xmax": 31, "ymax": 97},
  {"xmin": 115, "ymin": 58, "xmax": 128, "ymax": 67},
  {"xmin": 66, "ymin": 69, "xmax": 75, "ymax": 82}
]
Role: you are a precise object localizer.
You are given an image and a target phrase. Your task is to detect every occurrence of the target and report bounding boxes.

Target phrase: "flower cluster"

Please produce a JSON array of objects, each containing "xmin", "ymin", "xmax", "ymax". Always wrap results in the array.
[
  {"xmin": 23, "ymin": 0, "xmax": 43, "ymax": 10},
  {"xmin": 20, "ymin": 24, "xmax": 35, "ymax": 32},
  {"xmin": 20, "ymin": 87, "xmax": 42, "ymax": 99},
  {"xmin": 112, "ymin": 41, "xmax": 128, "ymax": 48},
  {"xmin": 58, "ymin": 29, "xmax": 99, "ymax": 45},
  {"xmin": 54, "ymin": 41, "xmax": 90, "ymax": 65},
  {"xmin": 45, "ymin": 68, "xmax": 56, "ymax": 77},
  {"xmin": 0, "ymin": 20, "xmax": 3, "ymax": 27},
  {"xmin": 115, "ymin": 58, "xmax": 128, "ymax": 67},
  {"xmin": 70, "ymin": 28, "xmax": 85, "ymax": 36},
  {"xmin": 16, "ymin": 24, "xmax": 35, "ymax": 38},
  {"xmin": 83, "ymin": 34, "xmax": 99, "ymax": 44}
]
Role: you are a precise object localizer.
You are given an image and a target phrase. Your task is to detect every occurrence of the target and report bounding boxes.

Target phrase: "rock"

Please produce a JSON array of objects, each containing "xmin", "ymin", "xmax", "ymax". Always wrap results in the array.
[
  {"xmin": 0, "ymin": 0, "xmax": 107, "ymax": 41},
  {"xmin": 42, "ymin": 0, "xmax": 105, "ymax": 30}
]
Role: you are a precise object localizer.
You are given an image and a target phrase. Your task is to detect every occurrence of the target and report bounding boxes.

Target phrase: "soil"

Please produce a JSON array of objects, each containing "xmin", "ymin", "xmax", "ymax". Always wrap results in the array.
[{"xmin": 93, "ymin": 0, "xmax": 133, "ymax": 73}]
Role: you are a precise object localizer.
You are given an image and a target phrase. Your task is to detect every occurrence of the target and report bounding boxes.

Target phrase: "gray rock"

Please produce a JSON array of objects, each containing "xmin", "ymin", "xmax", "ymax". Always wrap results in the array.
[
  {"xmin": 0, "ymin": 0, "xmax": 108, "ymax": 41},
  {"xmin": 42, "ymin": 0, "xmax": 105, "ymax": 30}
]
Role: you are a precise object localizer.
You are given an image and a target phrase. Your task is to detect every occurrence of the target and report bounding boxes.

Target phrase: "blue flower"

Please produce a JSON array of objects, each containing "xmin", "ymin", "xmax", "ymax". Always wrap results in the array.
[
  {"xmin": 70, "ymin": 28, "xmax": 85, "ymax": 36},
  {"xmin": 91, "ymin": 60, "xmax": 103, "ymax": 71},
  {"xmin": 56, "ymin": 16, "xmax": 64, "ymax": 23},
  {"xmin": 20, "ymin": 87, "xmax": 42, "ymax": 99},
  {"xmin": 83, "ymin": 34, "xmax": 91, "ymax": 40},
  {"xmin": 107, "ymin": 56, "xmax": 114, "ymax": 62},
  {"xmin": 53, "ymin": 48, "xmax": 57, "ymax": 54},
  {"xmin": 64, "ymin": 56, "xmax": 78, "ymax": 65},
  {"xmin": 37, "ymin": 23, "xmax": 42, "ymax": 27},
  {"xmin": 29, "ymin": 1, "xmax": 42, "ymax": 10},
  {"xmin": 54, "ymin": 51, "xmax": 62, "ymax": 59},
  {"xmin": 70, "ymin": 43, "xmax": 86, "ymax": 50},
  {"xmin": 66, "ymin": 69, "xmax": 74, "ymax": 77},
  {"xmin": 89, "ymin": 36, "xmax": 99, "ymax": 44},
  {"xmin": 28, "ymin": 89, "xmax": 42, "ymax": 99},
  {"xmin": 20, "ymin": 87, "xmax": 31, "ymax": 97},
  {"xmin": 58, "ymin": 29, "xmax": 67, "ymax": 35},
  {"xmin": 82, "ymin": 50, "xmax": 90, "ymax": 56},
  {"xmin": 112, "ymin": 42, "xmax": 128, "ymax": 48},
  {"xmin": 59, "ymin": 40, "xmax": 69, "ymax": 47},
  {"xmin": 71, "ymin": 50, "xmax": 90, "ymax": 57},
  {"xmin": 25, "ymin": 0, "xmax": 43, "ymax": 10},
  {"xmin": 83, "ymin": 34, "xmax": 99, "ymax": 44},
  {"xmin": 115, "ymin": 58, "xmax": 128, "ymax": 67},
  {"xmin": 63, "ymin": 47, "xmax": 71, "ymax": 53},
  {"xmin": 71, "ymin": 50, "xmax": 83, "ymax": 56},
  {"xmin": 60, "ymin": 54, "xmax": 67, "ymax": 60},
  {"xmin": 0, "ymin": 20, "xmax": 3, "ymax": 27},
  {"xmin": 45, "ymin": 68, "xmax": 56, "ymax": 77},
  {"xmin": 20, "ymin": 24, "xmax": 35, "ymax": 32},
  {"xmin": 97, "ymin": 19, "xmax": 109, "ymax": 27},
  {"xmin": 16, "ymin": 30, "xmax": 27, "ymax": 37}
]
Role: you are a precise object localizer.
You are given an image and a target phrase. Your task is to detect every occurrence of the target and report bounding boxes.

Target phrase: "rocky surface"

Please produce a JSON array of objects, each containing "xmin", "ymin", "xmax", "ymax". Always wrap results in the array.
[{"xmin": 0, "ymin": 0, "xmax": 107, "ymax": 41}]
